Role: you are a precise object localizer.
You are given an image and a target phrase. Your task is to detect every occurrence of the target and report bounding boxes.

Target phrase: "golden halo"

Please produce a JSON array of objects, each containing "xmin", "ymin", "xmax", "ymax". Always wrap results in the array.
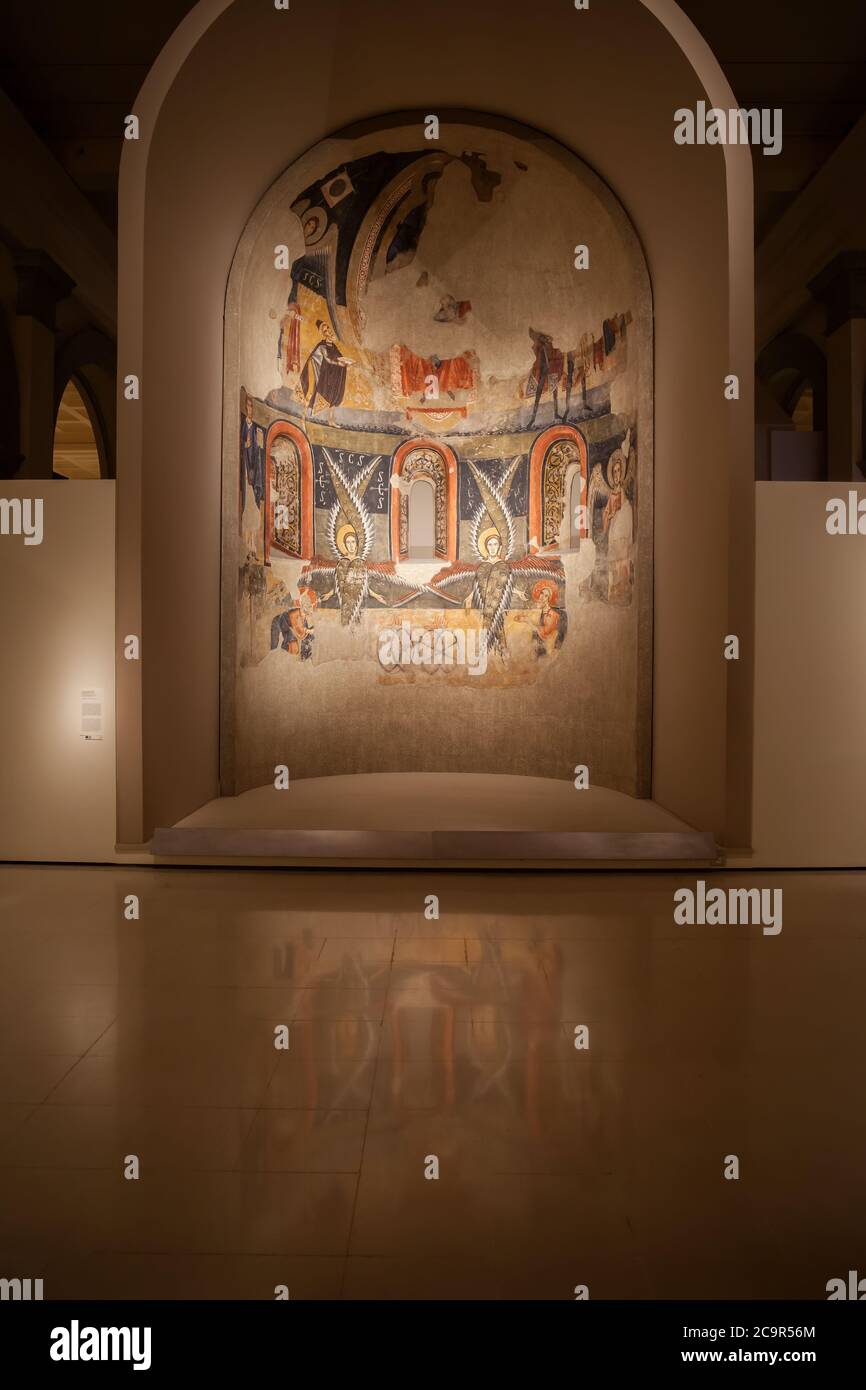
[
  {"xmin": 336, "ymin": 523, "xmax": 358, "ymax": 556},
  {"xmin": 532, "ymin": 578, "xmax": 558, "ymax": 604},
  {"xmin": 478, "ymin": 526, "xmax": 503, "ymax": 558},
  {"xmin": 302, "ymin": 206, "xmax": 328, "ymax": 246}
]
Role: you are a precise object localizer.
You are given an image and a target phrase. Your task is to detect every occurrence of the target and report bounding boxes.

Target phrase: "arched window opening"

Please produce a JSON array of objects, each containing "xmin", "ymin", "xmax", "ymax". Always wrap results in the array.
[
  {"xmin": 766, "ymin": 371, "xmax": 825, "ymax": 480},
  {"xmin": 391, "ymin": 440, "xmax": 457, "ymax": 562},
  {"xmin": 408, "ymin": 476, "xmax": 436, "ymax": 559},
  {"xmin": 567, "ymin": 465, "xmax": 584, "ymax": 549},
  {"xmin": 791, "ymin": 384, "xmax": 813, "ymax": 433},
  {"xmin": 529, "ymin": 425, "xmax": 588, "ymax": 550},
  {"xmin": 53, "ymin": 379, "xmax": 102, "ymax": 480},
  {"xmin": 757, "ymin": 334, "xmax": 827, "ymax": 482}
]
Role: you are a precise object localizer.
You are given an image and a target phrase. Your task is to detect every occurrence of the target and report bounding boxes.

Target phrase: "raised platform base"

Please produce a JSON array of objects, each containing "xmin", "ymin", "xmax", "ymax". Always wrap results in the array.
[{"xmin": 152, "ymin": 774, "xmax": 719, "ymax": 867}]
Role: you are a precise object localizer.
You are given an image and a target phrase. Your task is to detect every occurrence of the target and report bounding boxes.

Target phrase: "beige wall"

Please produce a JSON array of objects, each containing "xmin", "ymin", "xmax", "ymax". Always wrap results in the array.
[
  {"xmin": 117, "ymin": 0, "xmax": 755, "ymax": 844},
  {"xmin": 0, "ymin": 482, "xmax": 117, "ymax": 862},
  {"xmin": 749, "ymin": 483, "xmax": 866, "ymax": 866},
  {"xmin": 4, "ymin": 479, "xmax": 863, "ymax": 869}
]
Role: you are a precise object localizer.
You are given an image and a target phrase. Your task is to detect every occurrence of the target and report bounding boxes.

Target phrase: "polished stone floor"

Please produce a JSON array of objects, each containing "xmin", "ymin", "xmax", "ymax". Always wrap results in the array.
[{"xmin": 0, "ymin": 864, "xmax": 863, "ymax": 1300}]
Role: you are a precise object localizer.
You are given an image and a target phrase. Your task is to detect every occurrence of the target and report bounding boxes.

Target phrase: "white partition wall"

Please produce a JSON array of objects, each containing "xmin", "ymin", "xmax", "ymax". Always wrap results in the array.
[{"xmin": 0, "ymin": 483, "xmax": 117, "ymax": 862}]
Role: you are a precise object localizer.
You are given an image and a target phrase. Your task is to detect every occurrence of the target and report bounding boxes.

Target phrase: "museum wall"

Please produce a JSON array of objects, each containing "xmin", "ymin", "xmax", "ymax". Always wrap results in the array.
[
  {"xmin": 117, "ymin": 0, "xmax": 755, "ymax": 843},
  {"xmin": 0, "ymin": 483, "xmax": 116, "ymax": 862},
  {"xmin": 3, "ymin": 480, "xmax": 861, "ymax": 868},
  {"xmin": 747, "ymin": 484, "xmax": 866, "ymax": 868}
]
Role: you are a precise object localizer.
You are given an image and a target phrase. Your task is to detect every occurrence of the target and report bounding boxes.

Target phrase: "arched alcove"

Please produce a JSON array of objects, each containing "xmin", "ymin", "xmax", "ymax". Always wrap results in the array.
[
  {"xmin": 566, "ymin": 467, "xmax": 584, "ymax": 550},
  {"xmin": 529, "ymin": 425, "xmax": 589, "ymax": 553},
  {"xmin": 262, "ymin": 418, "xmax": 314, "ymax": 562},
  {"xmin": 116, "ymin": 0, "xmax": 755, "ymax": 848},
  {"xmin": 221, "ymin": 114, "xmax": 653, "ymax": 797},
  {"xmin": 52, "ymin": 378, "xmax": 103, "ymax": 480},
  {"xmin": 390, "ymin": 438, "xmax": 458, "ymax": 563},
  {"xmin": 756, "ymin": 331, "xmax": 828, "ymax": 481},
  {"xmin": 407, "ymin": 477, "xmax": 436, "ymax": 560},
  {"xmin": 54, "ymin": 329, "xmax": 116, "ymax": 479}
]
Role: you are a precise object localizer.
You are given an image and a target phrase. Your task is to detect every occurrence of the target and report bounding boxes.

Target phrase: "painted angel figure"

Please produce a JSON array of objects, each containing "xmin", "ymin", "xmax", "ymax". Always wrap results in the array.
[
  {"xmin": 427, "ymin": 457, "xmax": 563, "ymax": 660},
  {"xmin": 327, "ymin": 523, "xmax": 392, "ymax": 626},
  {"xmin": 301, "ymin": 452, "xmax": 421, "ymax": 625},
  {"xmin": 466, "ymin": 526, "xmax": 514, "ymax": 658},
  {"xmin": 584, "ymin": 428, "xmax": 635, "ymax": 604}
]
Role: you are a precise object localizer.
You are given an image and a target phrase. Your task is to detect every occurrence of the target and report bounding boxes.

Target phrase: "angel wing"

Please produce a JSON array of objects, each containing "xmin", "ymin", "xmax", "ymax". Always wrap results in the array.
[
  {"xmin": 467, "ymin": 458, "xmax": 518, "ymax": 559},
  {"xmin": 621, "ymin": 440, "xmax": 635, "ymax": 497},
  {"xmin": 322, "ymin": 450, "xmax": 381, "ymax": 560},
  {"xmin": 299, "ymin": 560, "xmax": 337, "ymax": 582},
  {"xmin": 365, "ymin": 561, "xmax": 426, "ymax": 606},
  {"xmin": 297, "ymin": 559, "xmax": 338, "ymax": 603},
  {"xmin": 586, "ymin": 462, "xmax": 610, "ymax": 543},
  {"xmin": 498, "ymin": 455, "xmax": 521, "ymax": 503},
  {"xmin": 509, "ymin": 556, "xmax": 565, "ymax": 581},
  {"xmin": 423, "ymin": 560, "xmax": 478, "ymax": 601},
  {"xmin": 507, "ymin": 555, "xmax": 567, "ymax": 602}
]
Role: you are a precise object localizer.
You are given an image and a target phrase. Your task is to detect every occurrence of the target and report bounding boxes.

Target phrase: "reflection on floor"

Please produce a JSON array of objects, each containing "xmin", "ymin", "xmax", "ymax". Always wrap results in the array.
[{"xmin": 0, "ymin": 864, "xmax": 863, "ymax": 1301}]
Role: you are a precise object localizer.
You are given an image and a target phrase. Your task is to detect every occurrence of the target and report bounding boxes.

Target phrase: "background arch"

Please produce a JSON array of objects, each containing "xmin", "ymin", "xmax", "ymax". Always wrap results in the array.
[
  {"xmin": 116, "ymin": 0, "xmax": 754, "ymax": 846},
  {"xmin": 263, "ymin": 419, "xmax": 314, "ymax": 561},
  {"xmin": 52, "ymin": 378, "xmax": 103, "ymax": 480},
  {"xmin": 757, "ymin": 331, "xmax": 828, "ymax": 431},
  {"xmin": 390, "ymin": 438, "xmax": 458, "ymax": 563},
  {"xmin": 529, "ymin": 425, "xmax": 588, "ymax": 551},
  {"xmin": 54, "ymin": 329, "xmax": 116, "ymax": 478},
  {"xmin": 407, "ymin": 475, "xmax": 436, "ymax": 559}
]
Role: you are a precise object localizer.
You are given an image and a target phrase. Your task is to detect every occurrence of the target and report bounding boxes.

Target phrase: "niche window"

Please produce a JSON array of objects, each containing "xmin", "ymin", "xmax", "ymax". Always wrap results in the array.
[{"xmin": 52, "ymin": 379, "xmax": 102, "ymax": 480}]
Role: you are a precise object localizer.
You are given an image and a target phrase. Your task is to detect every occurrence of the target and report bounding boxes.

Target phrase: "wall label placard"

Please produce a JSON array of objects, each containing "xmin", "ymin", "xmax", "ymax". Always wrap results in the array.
[{"xmin": 80, "ymin": 688, "xmax": 104, "ymax": 741}]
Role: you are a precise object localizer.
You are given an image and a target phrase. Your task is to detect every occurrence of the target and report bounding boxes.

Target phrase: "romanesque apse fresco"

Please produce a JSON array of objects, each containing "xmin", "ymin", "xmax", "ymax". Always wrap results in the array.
[{"xmin": 225, "ymin": 117, "xmax": 652, "ymax": 792}]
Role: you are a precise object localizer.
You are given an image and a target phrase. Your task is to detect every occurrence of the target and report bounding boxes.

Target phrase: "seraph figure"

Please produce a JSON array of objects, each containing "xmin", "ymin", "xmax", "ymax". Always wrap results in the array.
[
  {"xmin": 301, "ymin": 451, "xmax": 421, "ymax": 624},
  {"xmin": 427, "ymin": 457, "xmax": 563, "ymax": 660}
]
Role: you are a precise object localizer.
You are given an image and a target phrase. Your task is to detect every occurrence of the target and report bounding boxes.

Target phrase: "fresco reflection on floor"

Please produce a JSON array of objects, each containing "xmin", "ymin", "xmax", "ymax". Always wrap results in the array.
[{"xmin": 0, "ymin": 864, "xmax": 863, "ymax": 1300}]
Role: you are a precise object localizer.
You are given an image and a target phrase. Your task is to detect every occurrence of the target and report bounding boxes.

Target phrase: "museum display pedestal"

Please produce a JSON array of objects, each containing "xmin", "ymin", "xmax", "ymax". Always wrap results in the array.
[{"xmin": 151, "ymin": 773, "xmax": 718, "ymax": 867}]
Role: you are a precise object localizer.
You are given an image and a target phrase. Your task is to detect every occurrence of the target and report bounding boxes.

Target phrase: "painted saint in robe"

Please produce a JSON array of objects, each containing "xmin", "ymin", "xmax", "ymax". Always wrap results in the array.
[
  {"xmin": 277, "ymin": 299, "xmax": 302, "ymax": 382},
  {"xmin": 529, "ymin": 580, "xmax": 567, "ymax": 658},
  {"xmin": 271, "ymin": 586, "xmax": 317, "ymax": 660},
  {"xmin": 300, "ymin": 321, "xmax": 352, "ymax": 424},
  {"xmin": 240, "ymin": 391, "xmax": 264, "ymax": 510}
]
